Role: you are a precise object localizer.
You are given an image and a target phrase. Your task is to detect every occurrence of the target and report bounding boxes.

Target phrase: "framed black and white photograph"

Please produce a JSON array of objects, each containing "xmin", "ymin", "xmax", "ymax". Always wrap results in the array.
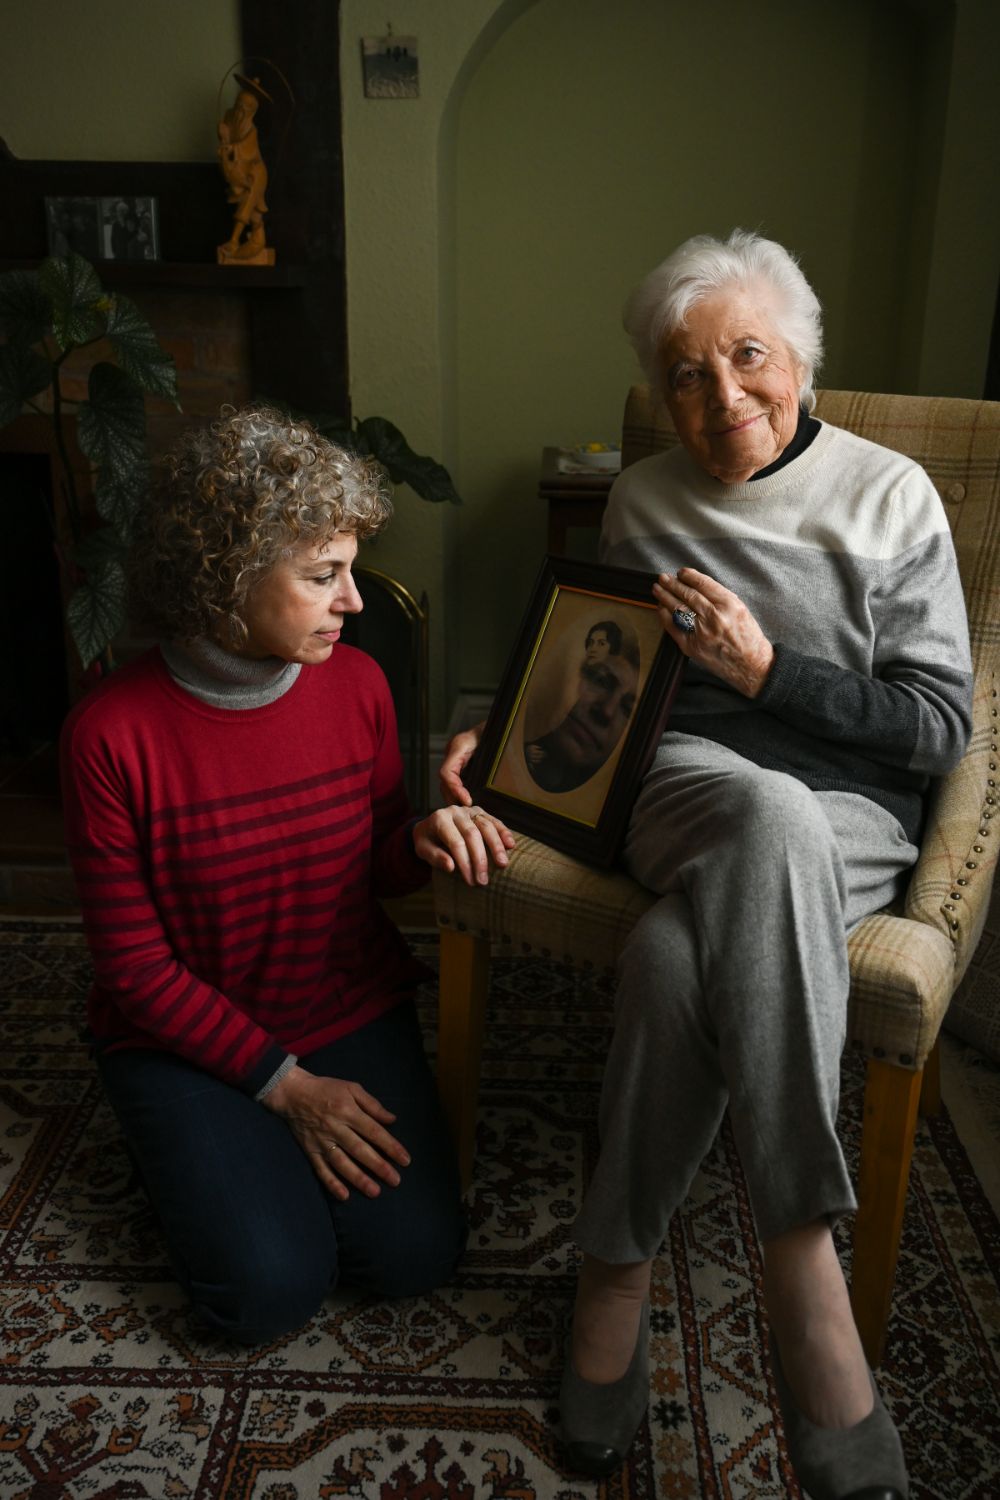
[
  {"xmin": 100, "ymin": 197, "xmax": 160, "ymax": 262},
  {"xmin": 466, "ymin": 556, "xmax": 685, "ymax": 866},
  {"xmin": 44, "ymin": 196, "xmax": 102, "ymax": 260},
  {"xmin": 361, "ymin": 34, "xmax": 419, "ymax": 98}
]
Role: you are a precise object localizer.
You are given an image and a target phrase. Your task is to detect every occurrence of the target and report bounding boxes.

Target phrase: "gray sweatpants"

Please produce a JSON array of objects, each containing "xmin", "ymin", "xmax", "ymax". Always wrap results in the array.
[{"xmin": 573, "ymin": 732, "xmax": 919, "ymax": 1257}]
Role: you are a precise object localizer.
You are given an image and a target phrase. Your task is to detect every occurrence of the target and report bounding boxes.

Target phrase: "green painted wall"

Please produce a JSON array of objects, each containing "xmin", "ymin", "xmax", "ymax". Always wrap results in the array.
[
  {"xmin": 343, "ymin": 0, "xmax": 1000, "ymax": 713},
  {"xmin": 910, "ymin": 0, "xmax": 1000, "ymax": 397},
  {"xmin": 0, "ymin": 0, "xmax": 240, "ymax": 161},
  {"xmin": 3, "ymin": 0, "xmax": 998, "ymax": 730},
  {"xmin": 339, "ymin": 1, "xmax": 529, "ymax": 728},
  {"xmin": 451, "ymin": 0, "xmax": 927, "ymax": 687}
]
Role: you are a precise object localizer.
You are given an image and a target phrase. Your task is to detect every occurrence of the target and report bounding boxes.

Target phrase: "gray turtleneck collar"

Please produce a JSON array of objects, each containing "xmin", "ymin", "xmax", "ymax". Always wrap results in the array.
[{"xmin": 160, "ymin": 636, "xmax": 301, "ymax": 709}]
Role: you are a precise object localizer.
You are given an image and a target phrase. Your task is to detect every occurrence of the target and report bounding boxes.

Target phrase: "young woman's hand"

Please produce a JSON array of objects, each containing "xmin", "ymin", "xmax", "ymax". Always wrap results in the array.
[
  {"xmin": 263, "ymin": 1065, "xmax": 409, "ymax": 1200},
  {"xmin": 438, "ymin": 721, "xmax": 485, "ymax": 806},
  {"xmin": 412, "ymin": 803, "xmax": 515, "ymax": 886}
]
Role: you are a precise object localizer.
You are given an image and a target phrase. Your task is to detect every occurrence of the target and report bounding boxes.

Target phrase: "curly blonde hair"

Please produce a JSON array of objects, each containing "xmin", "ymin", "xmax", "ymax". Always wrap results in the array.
[{"xmin": 129, "ymin": 405, "xmax": 393, "ymax": 646}]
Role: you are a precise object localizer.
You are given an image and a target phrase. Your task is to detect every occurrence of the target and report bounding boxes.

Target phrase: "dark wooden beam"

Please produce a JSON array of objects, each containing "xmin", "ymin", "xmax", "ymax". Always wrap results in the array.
[
  {"xmin": 1, "ymin": 0, "xmax": 349, "ymax": 420},
  {"xmin": 238, "ymin": 0, "xmax": 349, "ymax": 419}
]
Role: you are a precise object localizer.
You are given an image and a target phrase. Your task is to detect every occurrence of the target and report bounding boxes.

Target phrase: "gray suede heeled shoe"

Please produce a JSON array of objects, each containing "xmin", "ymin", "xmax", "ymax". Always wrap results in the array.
[
  {"xmin": 770, "ymin": 1338, "xmax": 908, "ymax": 1500},
  {"xmin": 559, "ymin": 1300, "xmax": 650, "ymax": 1478}
]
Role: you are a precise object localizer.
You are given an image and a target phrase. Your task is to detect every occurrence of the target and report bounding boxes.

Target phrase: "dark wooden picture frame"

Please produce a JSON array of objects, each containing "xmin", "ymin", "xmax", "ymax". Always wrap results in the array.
[
  {"xmin": 467, "ymin": 556, "xmax": 685, "ymax": 866},
  {"xmin": 99, "ymin": 195, "xmax": 161, "ymax": 262},
  {"xmin": 44, "ymin": 196, "xmax": 101, "ymax": 259}
]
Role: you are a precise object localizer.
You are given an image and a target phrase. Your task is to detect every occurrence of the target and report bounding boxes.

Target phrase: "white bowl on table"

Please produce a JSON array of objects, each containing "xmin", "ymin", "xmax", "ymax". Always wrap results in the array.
[{"xmin": 572, "ymin": 444, "xmax": 621, "ymax": 471}]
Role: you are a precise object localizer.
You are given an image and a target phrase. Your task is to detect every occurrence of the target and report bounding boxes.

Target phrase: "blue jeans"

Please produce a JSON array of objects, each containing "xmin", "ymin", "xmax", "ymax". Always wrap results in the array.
[{"xmin": 96, "ymin": 1000, "xmax": 467, "ymax": 1344}]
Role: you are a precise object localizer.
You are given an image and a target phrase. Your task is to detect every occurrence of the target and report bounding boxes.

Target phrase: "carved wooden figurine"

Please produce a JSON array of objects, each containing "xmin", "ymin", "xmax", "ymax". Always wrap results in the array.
[{"xmin": 217, "ymin": 74, "xmax": 275, "ymax": 266}]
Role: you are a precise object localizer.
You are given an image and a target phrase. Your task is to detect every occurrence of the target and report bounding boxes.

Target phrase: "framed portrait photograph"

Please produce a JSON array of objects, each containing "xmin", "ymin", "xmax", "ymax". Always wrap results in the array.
[
  {"xmin": 466, "ymin": 556, "xmax": 685, "ymax": 866},
  {"xmin": 99, "ymin": 196, "xmax": 161, "ymax": 262},
  {"xmin": 44, "ymin": 196, "xmax": 102, "ymax": 260}
]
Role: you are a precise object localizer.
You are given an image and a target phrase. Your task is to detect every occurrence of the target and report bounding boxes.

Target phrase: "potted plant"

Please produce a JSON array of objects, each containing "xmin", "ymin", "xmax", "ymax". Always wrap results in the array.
[
  {"xmin": 262, "ymin": 403, "xmax": 462, "ymax": 506},
  {"xmin": 0, "ymin": 251, "xmax": 178, "ymax": 674},
  {"xmin": 0, "ymin": 251, "xmax": 458, "ymax": 670}
]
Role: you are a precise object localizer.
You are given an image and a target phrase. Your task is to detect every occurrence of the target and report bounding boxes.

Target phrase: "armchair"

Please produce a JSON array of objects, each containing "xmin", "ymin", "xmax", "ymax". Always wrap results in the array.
[{"xmin": 433, "ymin": 384, "xmax": 1000, "ymax": 1367}]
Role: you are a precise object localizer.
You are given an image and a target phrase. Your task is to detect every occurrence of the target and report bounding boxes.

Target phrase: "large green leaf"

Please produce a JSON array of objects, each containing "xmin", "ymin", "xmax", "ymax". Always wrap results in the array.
[
  {"xmin": 303, "ymin": 411, "xmax": 355, "ymax": 449},
  {"xmin": 246, "ymin": 399, "xmax": 460, "ymax": 503},
  {"xmin": 38, "ymin": 252, "xmax": 106, "ymax": 351},
  {"xmin": 354, "ymin": 416, "xmax": 461, "ymax": 503},
  {"xmin": 0, "ymin": 268, "xmax": 51, "ymax": 344},
  {"xmin": 106, "ymin": 295, "xmax": 178, "ymax": 402},
  {"xmin": 66, "ymin": 556, "xmax": 128, "ymax": 668},
  {"xmin": 252, "ymin": 396, "xmax": 355, "ymax": 451},
  {"xmin": 77, "ymin": 363, "xmax": 146, "ymax": 482},
  {"xmin": 0, "ymin": 342, "xmax": 51, "ymax": 426},
  {"xmin": 94, "ymin": 464, "xmax": 148, "ymax": 539}
]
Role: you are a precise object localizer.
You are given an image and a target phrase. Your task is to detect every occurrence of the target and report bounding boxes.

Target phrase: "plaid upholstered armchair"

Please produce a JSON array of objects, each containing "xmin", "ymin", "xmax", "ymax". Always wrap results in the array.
[{"xmin": 433, "ymin": 384, "xmax": 1000, "ymax": 1367}]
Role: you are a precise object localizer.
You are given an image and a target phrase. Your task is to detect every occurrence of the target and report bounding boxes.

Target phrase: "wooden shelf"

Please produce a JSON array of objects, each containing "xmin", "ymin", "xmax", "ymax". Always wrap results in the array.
[
  {"xmin": 0, "ymin": 257, "xmax": 309, "ymax": 289},
  {"xmin": 2, "ymin": 0, "xmax": 349, "ymax": 416}
]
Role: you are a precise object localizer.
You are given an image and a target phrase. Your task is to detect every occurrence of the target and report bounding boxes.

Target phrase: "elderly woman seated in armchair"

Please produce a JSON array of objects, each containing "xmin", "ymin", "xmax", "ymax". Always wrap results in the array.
[{"xmin": 441, "ymin": 229, "xmax": 972, "ymax": 1499}]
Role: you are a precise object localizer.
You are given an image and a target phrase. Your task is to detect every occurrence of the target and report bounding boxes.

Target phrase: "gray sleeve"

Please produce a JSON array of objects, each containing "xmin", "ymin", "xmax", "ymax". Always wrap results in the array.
[
  {"xmin": 254, "ymin": 1052, "xmax": 298, "ymax": 1102},
  {"xmin": 756, "ymin": 471, "xmax": 973, "ymax": 776},
  {"xmin": 757, "ymin": 643, "xmax": 973, "ymax": 778}
]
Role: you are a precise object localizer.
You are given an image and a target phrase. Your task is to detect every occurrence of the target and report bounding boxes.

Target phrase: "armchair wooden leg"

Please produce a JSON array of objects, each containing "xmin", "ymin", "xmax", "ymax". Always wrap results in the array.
[
  {"xmin": 436, "ymin": 927, "xmax": 490, "ymax": 1192},
  {"xmin": 849, "ymin": 1058, "xmax": 922, "ymax": 1367},
  {"xmin": 918, "ymin": 1036, "xmax": 941, "ymax": 1118}
]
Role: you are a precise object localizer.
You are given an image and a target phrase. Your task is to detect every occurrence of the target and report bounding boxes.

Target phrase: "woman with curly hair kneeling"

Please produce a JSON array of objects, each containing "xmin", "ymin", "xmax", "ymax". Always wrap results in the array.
[{"xmin": 60, "ymin": 405, "xmax": 514, "ymax": 1344}]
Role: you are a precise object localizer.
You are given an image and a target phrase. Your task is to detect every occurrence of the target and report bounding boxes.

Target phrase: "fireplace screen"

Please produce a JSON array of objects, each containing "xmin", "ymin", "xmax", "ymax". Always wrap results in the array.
[{"xmin": 342, "ymin": 567, "xmax": 430, "ymax": 813}]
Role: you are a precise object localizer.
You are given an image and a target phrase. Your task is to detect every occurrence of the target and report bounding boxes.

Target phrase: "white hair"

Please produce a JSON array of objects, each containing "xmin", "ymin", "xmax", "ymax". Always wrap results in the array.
[{"xmin": 623, "ymin": 228, "xmax": 824, "ymax": 411}]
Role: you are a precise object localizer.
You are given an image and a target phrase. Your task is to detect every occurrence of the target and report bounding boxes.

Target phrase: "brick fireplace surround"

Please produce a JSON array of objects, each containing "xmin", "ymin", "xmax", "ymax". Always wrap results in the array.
[
  {"xmin": 77, "ymin": 286, "xmax": 254, "ymax": 449},
  {"xmin": 6, "ymin": 282, "xmax": 255, "ymax": 463},
  {"xmin": 0, "ymin": 286, "xmax": 256, "ymax": 909},
  {"xmin": 0, "ymin": 3, "xmax": 351, "ymax": 906}
]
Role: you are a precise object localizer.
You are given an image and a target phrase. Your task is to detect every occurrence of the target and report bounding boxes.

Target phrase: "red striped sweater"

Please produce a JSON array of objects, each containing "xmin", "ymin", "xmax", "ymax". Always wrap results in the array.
[{"xmin": 59, "ymin": 646, "xmax": 429, "ymax": 1094}]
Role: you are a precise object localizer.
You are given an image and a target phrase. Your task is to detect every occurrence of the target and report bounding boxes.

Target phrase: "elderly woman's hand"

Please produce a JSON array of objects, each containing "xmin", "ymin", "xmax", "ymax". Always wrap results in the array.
[
  {"xmin": 413, "ymin": 803, "xmax": 515, "ymax": 886},
  {"xmin": 654, "ymin": 567, "xmax": 775, "ymax": 698},
  {"xmin": 438, "ymin": 722, "xmax": 485, "ymax": 806}
]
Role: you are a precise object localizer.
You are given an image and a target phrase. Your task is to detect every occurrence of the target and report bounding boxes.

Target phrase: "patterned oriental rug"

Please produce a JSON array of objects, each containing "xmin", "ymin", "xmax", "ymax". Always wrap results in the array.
[{"xmin": 1, "ymin": 919, "xmax": 999, "ymax": 1500}]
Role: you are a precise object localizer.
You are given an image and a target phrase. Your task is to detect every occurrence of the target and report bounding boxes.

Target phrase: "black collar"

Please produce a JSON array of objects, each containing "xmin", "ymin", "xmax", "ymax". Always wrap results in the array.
[{"xmin": 749, "ymin": 406, "xmax": 820, "ymax": 481}]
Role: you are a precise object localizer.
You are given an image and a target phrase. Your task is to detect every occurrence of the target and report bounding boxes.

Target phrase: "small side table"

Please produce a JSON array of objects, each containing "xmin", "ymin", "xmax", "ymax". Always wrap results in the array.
[{"xmin": 538, "ymin": 446, "xmax": 616, "ymax": 555}]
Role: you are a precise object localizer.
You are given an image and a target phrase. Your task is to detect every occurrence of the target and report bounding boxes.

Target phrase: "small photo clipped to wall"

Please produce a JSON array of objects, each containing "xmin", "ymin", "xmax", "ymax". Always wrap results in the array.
[{"xmin": 361, "ymin": 34, "xmax": 419, "ymax": 97}]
